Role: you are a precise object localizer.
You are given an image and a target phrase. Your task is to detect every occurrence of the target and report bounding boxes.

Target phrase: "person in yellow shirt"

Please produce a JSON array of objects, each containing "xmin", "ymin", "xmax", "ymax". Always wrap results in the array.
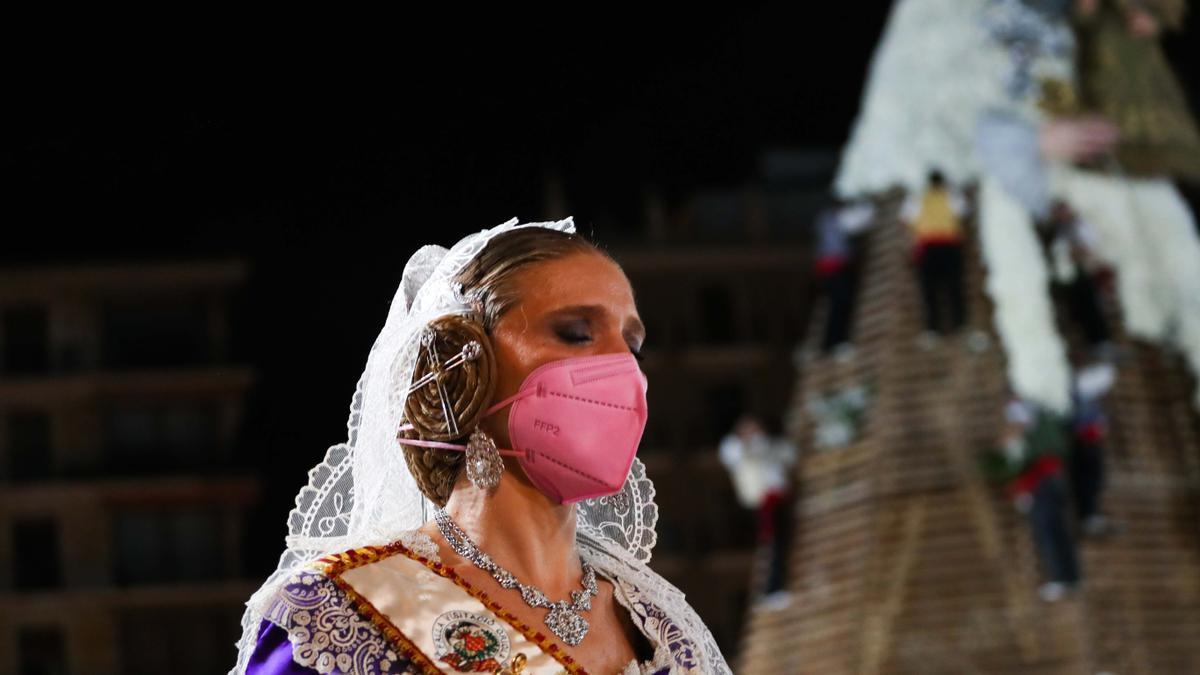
[{"xmin": 902, "ymin": 170, "xmax": 972, "ymax": 348}]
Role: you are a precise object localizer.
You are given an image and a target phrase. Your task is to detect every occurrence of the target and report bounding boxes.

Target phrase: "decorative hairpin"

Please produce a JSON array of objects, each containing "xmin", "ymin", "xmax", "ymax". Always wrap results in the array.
[
  {"xmin": 406, "ymin": 332, "xmax": 484, "ymax": 399},
  {"xmin": 452, "ymin": 281, "xmax": 485, "ymax": 321}
]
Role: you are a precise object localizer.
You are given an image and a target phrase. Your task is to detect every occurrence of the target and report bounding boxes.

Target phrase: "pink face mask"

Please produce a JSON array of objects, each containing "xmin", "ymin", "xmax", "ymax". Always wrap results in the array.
[{"xmin": 398, "ymin": 351, "xmax": 649, "ymax": 504}]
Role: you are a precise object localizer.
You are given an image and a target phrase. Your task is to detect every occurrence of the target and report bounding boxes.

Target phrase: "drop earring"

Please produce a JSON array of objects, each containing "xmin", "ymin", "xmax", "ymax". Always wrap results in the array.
[
  {"xmin": 400, "ymin": 320, "xmax": 503, "ymax": 493},
  {"xmin": 465, "ymin": 426, "xmax": 504, "ymax": 491}
]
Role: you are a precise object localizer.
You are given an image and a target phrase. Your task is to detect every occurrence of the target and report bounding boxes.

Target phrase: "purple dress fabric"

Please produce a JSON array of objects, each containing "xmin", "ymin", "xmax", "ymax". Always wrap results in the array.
[
  {"xmin": 247, "ymin": 619, "xmax": 319, "ymax": 675},
  {"xmin": 248, "ymin": 615, "xmax": 673, "ymax": 674}
]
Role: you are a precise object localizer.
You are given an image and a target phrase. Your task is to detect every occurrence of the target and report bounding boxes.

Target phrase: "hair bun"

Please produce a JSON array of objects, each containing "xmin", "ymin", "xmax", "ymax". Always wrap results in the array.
[{"xmin": 403, "ymin": 314, "xmax": 498, "ymax": 441}]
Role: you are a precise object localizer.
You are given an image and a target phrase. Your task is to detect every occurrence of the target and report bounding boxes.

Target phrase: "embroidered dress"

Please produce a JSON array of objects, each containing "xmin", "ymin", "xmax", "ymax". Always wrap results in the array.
[{"xmin": 247, "ymin": 530, "xmax": 698, "ymax": 675}]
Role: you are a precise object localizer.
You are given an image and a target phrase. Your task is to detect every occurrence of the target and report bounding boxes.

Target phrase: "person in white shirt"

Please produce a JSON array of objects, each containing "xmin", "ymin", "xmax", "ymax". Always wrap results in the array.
[{"xmin": 718, "ymin": 415, "xmax": 797, "ymax": 606}]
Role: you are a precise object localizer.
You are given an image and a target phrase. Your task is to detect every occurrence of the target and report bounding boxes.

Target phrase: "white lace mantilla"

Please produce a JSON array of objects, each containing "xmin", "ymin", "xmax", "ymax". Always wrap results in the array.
[
  {"xmin": 261, "ymin": 531, "xmax": 440, "ymax": 674},
  {"xmin": 602, "ymin": 568, "xmax": 702, "ymax": 675}
]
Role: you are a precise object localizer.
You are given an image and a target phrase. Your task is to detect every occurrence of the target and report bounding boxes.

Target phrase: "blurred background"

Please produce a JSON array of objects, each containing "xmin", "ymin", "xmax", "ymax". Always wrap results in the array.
[{"xmin": 3, "ymin": 4, "xmax": 1200, "ymax": 674}]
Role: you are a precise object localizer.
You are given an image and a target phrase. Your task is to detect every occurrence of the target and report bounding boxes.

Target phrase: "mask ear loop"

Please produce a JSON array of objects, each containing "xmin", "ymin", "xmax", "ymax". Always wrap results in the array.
[
  {"xmin": 397, "ymin": 392, "xmax": 530, "ymax": 456},
  {"xmin": 398, "ymin": 337, "xmax": 530, "ymax": 457}
]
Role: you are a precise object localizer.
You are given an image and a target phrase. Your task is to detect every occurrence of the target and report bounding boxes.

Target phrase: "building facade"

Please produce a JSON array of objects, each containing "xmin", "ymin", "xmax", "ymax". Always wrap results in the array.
[{"xmin": 0, "ymin": 261, "xmax": 257, "ymax": 675}]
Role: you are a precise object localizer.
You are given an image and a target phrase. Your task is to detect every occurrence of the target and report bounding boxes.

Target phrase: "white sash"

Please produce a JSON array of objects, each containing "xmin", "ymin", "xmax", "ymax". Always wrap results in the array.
[{"xmin": 340, "ymin": 548, "xmax": 577, "ymax": 674}]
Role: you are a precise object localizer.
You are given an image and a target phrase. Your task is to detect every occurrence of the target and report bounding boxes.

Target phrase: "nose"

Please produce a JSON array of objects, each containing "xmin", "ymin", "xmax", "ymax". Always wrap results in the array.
[{"xmin": 593, "ymin": 329, "xmax": 647, "ymax": 391}]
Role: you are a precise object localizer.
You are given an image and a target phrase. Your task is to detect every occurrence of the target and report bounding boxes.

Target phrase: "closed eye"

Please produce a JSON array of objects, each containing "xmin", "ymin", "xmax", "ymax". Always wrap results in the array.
[
  {"xmin": 556, "ymin": 327, "xmax": 590, "ymax": 344},
  {"xmin": 556, "ymin": 327, "xmax": 644, "ymax": 362}
]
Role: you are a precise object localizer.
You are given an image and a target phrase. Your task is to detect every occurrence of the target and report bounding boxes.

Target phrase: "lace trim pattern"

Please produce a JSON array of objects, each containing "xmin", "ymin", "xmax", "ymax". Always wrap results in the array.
[
  {"xmin": 600, "ymin": 570, "xmax": 701, "ymax": 674},
  {"xmin": 262, "ymin": 530, "xmax": 447, "ymax": 675},
  {"xmin": 263, "ymin": 571, "xmax": 420, "ymax": 674},
  {"xmin": 576, "ymin": 457, "xmax": 658, "ymax": 564},
  {"xmin": 620, "ymin": 642, "xmax": 677, "ymax": 675},
  {"xmin": 397, "ymin": 529, "xmax": 440, "ymax": 562}
]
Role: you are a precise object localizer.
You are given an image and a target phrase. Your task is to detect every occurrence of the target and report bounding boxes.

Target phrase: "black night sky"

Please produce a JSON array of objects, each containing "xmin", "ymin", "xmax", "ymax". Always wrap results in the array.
[{"xmin": 5, "ymin": 6, "xmax": 1199, "ymax": 575}]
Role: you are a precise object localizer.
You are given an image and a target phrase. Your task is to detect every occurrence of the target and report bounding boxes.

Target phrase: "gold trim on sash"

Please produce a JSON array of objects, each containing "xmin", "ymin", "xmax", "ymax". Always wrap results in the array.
[{"xmin": 317, "ymin": 541, "xmax": 586, "ymax": 675}]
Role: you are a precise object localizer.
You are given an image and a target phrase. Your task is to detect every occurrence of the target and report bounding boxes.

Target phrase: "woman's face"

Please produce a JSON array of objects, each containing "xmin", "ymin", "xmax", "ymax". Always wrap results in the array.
[{"xmin": 481, "ymin": 251, "xmax": 646, "ymax": 451}]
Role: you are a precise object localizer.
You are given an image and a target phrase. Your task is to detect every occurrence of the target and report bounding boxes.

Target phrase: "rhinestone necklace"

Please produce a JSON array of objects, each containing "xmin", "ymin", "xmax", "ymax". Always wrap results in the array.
[{"xmin": 433, "ymin": 507, "xmax": 598, "ymax": 646}]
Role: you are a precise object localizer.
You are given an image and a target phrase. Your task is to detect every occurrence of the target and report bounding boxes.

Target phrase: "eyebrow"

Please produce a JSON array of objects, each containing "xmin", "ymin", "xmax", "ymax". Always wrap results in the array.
[{"xmin": 551, "ymin": 304, "xmax": 646, "ymax": 343}]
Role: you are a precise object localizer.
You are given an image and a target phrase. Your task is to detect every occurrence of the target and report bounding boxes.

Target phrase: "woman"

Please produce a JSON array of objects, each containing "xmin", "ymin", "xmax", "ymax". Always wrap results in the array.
[{"xmin": 232, "ymin": 217, "xmax": 730, "ymax": 674}]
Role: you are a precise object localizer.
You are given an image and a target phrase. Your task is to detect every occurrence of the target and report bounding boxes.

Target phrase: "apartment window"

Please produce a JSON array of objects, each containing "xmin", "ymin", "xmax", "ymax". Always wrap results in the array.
[
  {"xmin": 161, "ymin": 408, "xmax": 217, "ymax": 459},
  {"xmin": 107, "ymin": 409, "xmax": 156, "ymax": 456},
  {"xmin": 101, "ymin": 300, "xmax": 211, "ymax": 368},
  {"xmin": 13, "ymin": 519, "xmax": 62, "ymax": 590},
  {"xmin": 746, "ymin": 279, "xmax": 783, "ymax": 343},
  {"xmin": 3, "ymin": 306, "xmax": 49, "ymax": 374},
  {"xmin": 104, "ymin": 405, "xmax": 218, "ymax": 472},
  {"xmin": 704, "ymin": 382, "xmax": 744, "ymax": 442},
  {"xmin": 654, "ymin": 518, "xmax": 687, "ymax": 554},
  {"xmin": 691, "ymin": 191, "xmax": 746, "ymax": 240},
  {"xmin": 8, "ymin": 411, "xmax": 52, "ymax": 481},
  {"xmin": 114, "ymin": 508, "xmax": 223, "ymax": 585},
  {"xmin": 18, "ymin": 627, "xmax": 67, "ymax": 675},
  {"xmin": 564, "ymin": 181, "xmax": 642, "ymax": 238},
  {"xmin": 765, "ymin": 190, "xmax": 817, "ymax": 240},
  {"xmin": 671, "ymin": 313, "xmax": 691, "ymax": 347},
  {"xmin": 640, "ymin": 312, "xmax": 671, "ymax": 352},
  {"xmin": 171, "ymin": 510, "xmax": 223, "ymax": 582},
  {"xmin": 638, "ymin": 415, "xmax": 668, "ymax": 453},
  {"xmin": 120, "ymin": 607, "xmax": 242, "ymax": 675},
  {"xmin": 55, "ymin": 341, "xmax": 85, "ymax": 373},
  {"xmin": 698, "ymin": 285, "xmax": 736, "ymax": 344}
]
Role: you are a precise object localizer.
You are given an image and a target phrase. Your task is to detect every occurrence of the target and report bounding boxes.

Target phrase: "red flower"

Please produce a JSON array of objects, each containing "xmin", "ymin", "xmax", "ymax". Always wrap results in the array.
[{"xmin": 463, "ymin": 634, "xmax": 486, "ymax": 653}]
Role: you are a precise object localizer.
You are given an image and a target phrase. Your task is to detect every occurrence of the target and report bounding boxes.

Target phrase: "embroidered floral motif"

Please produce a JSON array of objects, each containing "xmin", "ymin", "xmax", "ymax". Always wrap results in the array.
[
  {"xmin": 432, "ymin": 610, "xmax": 510, "ymax": 672},
  {"xmin": 265, "ymin": 571, "xmax": 410, "ymax": 674},
  {"xmin": 604, "ymin": 574, "xmax": 701, "ymax": 673}
]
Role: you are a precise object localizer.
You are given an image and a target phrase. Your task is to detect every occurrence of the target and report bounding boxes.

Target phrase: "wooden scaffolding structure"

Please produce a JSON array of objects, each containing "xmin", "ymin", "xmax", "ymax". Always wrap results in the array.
[{"xmin": 736, "ymin": 197, "xmax": 1200, "ymax": 674}]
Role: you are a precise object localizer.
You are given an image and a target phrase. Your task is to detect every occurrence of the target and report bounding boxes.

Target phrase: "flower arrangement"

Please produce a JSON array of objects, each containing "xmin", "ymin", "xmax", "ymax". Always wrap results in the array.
[{"xmin": 804, "ymin": 380, "xmax": 875, "ymax": 450}]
